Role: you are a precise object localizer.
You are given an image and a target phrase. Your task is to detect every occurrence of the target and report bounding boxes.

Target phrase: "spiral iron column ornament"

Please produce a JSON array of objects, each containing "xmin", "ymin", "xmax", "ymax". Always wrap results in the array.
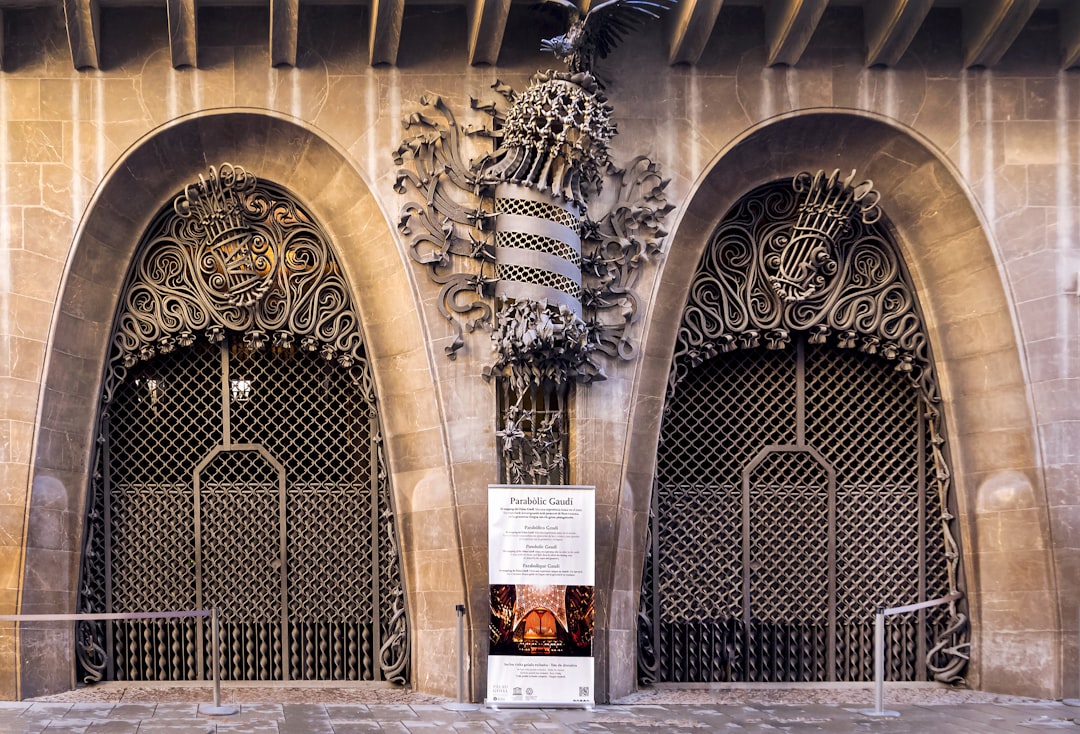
[
  {"xmin": 394, "ymin": 0, "xmax": 674, "ymax": 483},
  {"xmin": 486, "ymin": 69, "xmax": 616, "ymax": 398},
  {"xmin": 484, "ymin": 70, "xmax": 617, "ymax": 483},
  {"xmin": 395, "ymin": 82, "xmax": 671, "ymax": 482}
]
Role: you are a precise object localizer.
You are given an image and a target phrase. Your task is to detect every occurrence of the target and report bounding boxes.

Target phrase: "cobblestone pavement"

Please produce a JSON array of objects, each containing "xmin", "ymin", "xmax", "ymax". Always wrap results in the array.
[{"xmin": 1, "ymin": 686, "xmax": 1076, "ymax": 733}]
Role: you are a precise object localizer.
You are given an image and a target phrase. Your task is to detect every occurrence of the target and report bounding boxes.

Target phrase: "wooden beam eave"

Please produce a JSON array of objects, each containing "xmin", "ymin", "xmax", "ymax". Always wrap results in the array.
[
  {"xmin": 166, "ymin": 0, "xmax": 197, "ymax": 68},
  {"xmin": 271, "ymin": 0, "xmax": 299, "ymax": 66},
  {"xmin": 1062, "ymin": 2, "xmax": 1080, "ymax": 69},
  {"xmin": 668, "ymin": 0, "xmax": 723, "ymax": 66},
  {"xmin": 369, "ymin": 0, "xmax": 404, "ymax": 66},
  {"xmin": 467, "ymin": 0, "xmax": 511, "ymax": 66},
  {"xmin": 863, "ymin": 0, "xmax": 933, "ymax": 68},
  {"xmin": 962, "ymin": 0, "xmax": 1039, "ymax": 69},
  {"xmin": 63, "ymin": 0, "xmax": 100, "ymax": 70},
  {"xmin": 764, "ymin": 0, "xmax": 828, "ymax": 67}
]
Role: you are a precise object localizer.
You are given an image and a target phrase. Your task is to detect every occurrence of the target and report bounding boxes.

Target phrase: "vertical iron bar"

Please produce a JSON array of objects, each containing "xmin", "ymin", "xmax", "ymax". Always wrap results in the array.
[
  {"xmin": 916, "ymin": 396, "xmax": 928, "ymax": 680},
  {"xmin": 826, "ymin": 468, "xmax": 837, "ymax": 681},
  {"xmin": 369, "ymin": 411, "xmax": 382, "ymax": 680},
  {"xmin": 741, "ymin": 467, "xmax": 752, "ymax": 678},
  {"xmin": 101, "ymin": 414, "xmax": 116, "ymax": 680},
  {"xmin": 207, "ymin": 342, "xmax": 225, "ymax": 680},
  {"xmin": 193, "ymin": 458, "xmax": 205, "ymax": 680},
  {"xmin": 873, "ymin": 608, "xmax": 885, "ymax": 714},
  {"xmin": 795, "ymin": 337, "xmax": 806, "ymax": 446},
  {"xmin": 455, "ymin": 603, "xmax": 466, "ymax": 703},
  {"xmin": 220, "ymin": 340, "xmax": 231, "ymax": 447},
  {"xmin": 278, "ymin": 459, "xmax": 289, "ymax": 682},
  {"xmin": 649, "ymin": 475, "xmax": 661, "ymax": 684}
]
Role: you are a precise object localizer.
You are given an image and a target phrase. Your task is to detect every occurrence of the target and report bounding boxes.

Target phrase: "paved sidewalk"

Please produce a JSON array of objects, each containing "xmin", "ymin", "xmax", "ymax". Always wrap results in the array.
[{"xmin": 0, "ymin": 692, "xmax": 1077, "ymax": 733}]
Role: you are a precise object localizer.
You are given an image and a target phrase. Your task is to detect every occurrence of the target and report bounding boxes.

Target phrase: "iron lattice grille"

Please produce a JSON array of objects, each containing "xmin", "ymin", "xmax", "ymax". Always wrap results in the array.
[
  {"xmin": 196, "ymin": 446, "xmax": 286, "ymax": 680},
  {"xmin": 806, "ymin": 345, "xmax": 929, "ymax": 681},
  {"xmin": 746, "ymin": 448, "xmax": 833, "ymax": 683},
  {"xmin": 80, "ymin": 339, "xmax": 404, "ymax": 684},
  {"xmin": 640, "ymin": 176, "xmax": 969, "ymax": 686},
  {"xmin": 649, "ymin": 340, "xmax": 955, "ymax": 683},
  {"xmin": 77, "ymin": 166, "xmax": 409, "ymax": 685}
]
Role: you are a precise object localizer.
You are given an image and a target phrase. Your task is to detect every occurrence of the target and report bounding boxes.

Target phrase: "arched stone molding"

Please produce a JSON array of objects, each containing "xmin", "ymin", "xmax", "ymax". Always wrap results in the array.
[
  {"xmin": 617, "ymin": 110, "xmax": 1059, "ymax": 699},
  {"xmin": 17, "ymin": 109, "xmax": 463, "ymax": 698}
]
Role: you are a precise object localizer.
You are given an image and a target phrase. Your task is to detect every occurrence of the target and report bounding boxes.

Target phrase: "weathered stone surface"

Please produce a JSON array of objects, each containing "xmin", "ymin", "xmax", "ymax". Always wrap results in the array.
[{"xmin": 0, "ymin": 2, "xmax": 1076, "ymax": 706}]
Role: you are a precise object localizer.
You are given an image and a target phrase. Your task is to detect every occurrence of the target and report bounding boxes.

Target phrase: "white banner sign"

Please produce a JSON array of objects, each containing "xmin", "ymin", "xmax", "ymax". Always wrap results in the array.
[{"xmin": 487, "ymin": 485, "xmax": 595, "ymax": 707}]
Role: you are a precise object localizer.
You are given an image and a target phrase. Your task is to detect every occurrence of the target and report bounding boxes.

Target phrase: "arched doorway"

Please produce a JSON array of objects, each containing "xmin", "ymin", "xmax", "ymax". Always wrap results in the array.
[
  {"xmin": 638, "ymin": 175, "xmax": 968, "ymax": 684},
  {"xmin": 74, "ymin": 165, "xmax": 408, "ymax": 683},
  {"xmin": 18, "ymin": 110, "xmax": 459, "ymax": 700}
]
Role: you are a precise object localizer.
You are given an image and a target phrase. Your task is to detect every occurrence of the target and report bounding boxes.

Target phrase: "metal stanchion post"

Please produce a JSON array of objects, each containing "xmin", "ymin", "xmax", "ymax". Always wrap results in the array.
[
  {"xmin": 200, "ymin": 608, "xmax": 238, "ymax": 716},
  {"xmin": 445, "ymin": 603, "xmax": 479, "ymax": 711},
  {"xmin": 456, "ymin": 604, "xmax": 466, "ymax": 704},
  {"xmin": 858, "ymin": 594, "xmax": 959, "ymax": 719},
  {"xmin": 859, "ymin": 608, "xmax": 899, "ymax": 717},
  {"xmin": 1065, "ymin": 605, "xmax": 1080, "ymax": 707}
]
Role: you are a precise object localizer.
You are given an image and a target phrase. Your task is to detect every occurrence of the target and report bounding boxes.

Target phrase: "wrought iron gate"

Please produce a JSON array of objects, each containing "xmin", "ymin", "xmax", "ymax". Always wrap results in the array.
[
  {"xmin": 638, "ymin": 174, "xmax": 969, "ymax": 685},
  {"xmin": 76, "ymin": 164, "xmax": 408, "ymax": 683}
]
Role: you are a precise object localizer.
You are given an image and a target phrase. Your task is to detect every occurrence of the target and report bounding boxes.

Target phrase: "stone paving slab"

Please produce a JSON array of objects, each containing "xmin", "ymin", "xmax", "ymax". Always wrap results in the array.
[
  {"xmin": 0, "ymin": 700, "xmax": 1076, "ymax": 733},
  {"xmin": 3, "ymin": 687, "xmax": 1079, "ymax": 733}
]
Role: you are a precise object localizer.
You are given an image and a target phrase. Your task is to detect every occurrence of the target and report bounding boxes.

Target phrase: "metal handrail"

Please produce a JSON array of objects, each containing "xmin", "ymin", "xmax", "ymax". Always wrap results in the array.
[
  {"xmin": 860, "ymin": 591, "xmax": 963, "ymax": 717},
  {"xmin": 0, "ymin": 608, "xmax": 237, "ymax": 715}
]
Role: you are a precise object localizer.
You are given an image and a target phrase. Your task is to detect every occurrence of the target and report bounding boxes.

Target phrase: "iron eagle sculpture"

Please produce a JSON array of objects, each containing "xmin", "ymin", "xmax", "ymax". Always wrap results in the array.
[{"xmin": 539, "ymin": 0, "xmax": 676, "ymax": 74}]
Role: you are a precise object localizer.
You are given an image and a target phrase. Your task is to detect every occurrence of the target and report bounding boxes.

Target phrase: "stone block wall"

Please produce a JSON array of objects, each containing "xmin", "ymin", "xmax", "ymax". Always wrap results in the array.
[{"xmin": 0, "ymin": 4, "xmax": 1076, "ymax": 702}]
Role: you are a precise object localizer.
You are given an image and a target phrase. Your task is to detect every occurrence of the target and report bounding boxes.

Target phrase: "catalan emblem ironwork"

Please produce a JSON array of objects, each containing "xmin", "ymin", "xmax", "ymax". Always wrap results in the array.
[
  {"xmin": 173, "ymin": 164, "xmax": 272, "ymax": 309},
  {"xmin": 103, "ymin": 164, "xmax": 367, "ymax": 404},
  {"xmin": 767, "ymin": 169, "xmax": 881, "ymax": 303}
]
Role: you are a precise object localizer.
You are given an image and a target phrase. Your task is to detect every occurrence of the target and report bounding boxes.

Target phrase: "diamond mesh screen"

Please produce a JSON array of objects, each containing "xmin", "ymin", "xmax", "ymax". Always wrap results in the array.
[
  {"xmin": 495, "ymin": 197, "xmax": 580, "ymax": 229},
  {"xmin": 496, "ymin": 263, "xmax": 581, "ymax": 299},
  {"xmin": 651, "ymin": 340, "xmax": 945, "ymax": 682},
  {"xmin": 496, "ymin": 230, "xmax": 582, "ymax": 266}
]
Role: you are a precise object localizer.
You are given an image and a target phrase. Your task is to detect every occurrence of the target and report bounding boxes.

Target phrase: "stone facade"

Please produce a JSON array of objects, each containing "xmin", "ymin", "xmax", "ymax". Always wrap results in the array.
[{"xmin": 0, "ymin": 2, "xmax": 1077, "ymax": 704}]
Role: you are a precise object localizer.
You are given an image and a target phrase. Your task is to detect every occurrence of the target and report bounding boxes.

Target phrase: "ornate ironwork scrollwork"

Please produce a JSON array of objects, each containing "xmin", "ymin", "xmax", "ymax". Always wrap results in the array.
[
  {"xmin": 77, "ymin": 165, "xmax": 410, "ymax": 686},
  {"xmin": 396, "ymin": 77, "xmax": 671, "ymax": 484},
  {"xmin": 645, "ymin": 175, "xmax": 969, "ymax": 685},
  {"xmin": 104, "ymin": 164, "xmax": 370, "ymax": 405},
  {"xmin": 671, "ymin": 173, "xmax": 925, "ymax": 399},
  {"xmin": 394, "ymin": 86, "xmax": 671, "ymax": 373}
]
